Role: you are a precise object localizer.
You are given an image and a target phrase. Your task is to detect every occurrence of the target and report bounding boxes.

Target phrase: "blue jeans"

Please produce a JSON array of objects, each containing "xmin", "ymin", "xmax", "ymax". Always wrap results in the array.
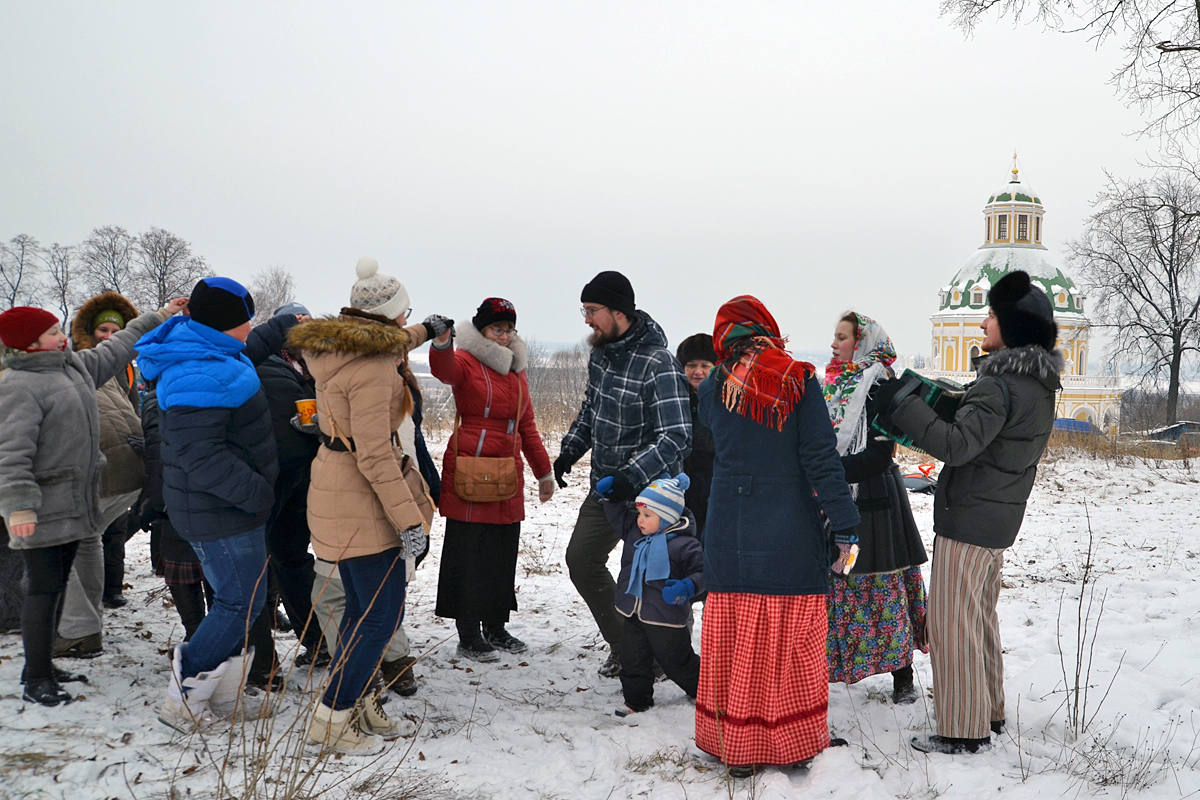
[
  {"xmin": 324, "ymin": 548, "xmax": 406, "ymax": 710},
  {"xmin": 183, "ymin": 527, "xmax": 269, "ymax": 680}
]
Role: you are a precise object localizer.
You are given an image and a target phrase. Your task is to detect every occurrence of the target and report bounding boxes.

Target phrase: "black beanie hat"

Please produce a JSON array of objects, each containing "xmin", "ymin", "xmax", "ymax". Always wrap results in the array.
[
  {"xmin": 987, "ymin": 270, "xmax": 1057, "ymax": 350},
  {"xmin": 676, "ymin": 333, "xmax": 718, "ymax": 365},
  {"xmin": 580, "ymin": 270, "xmax": 636, "ymax": 318},
  {"xmin": 472, "ymin": 297, "xmax": 517, "ymax": 331},
  {"xmin": 189, "ymin": 277, "xmax": 256, "ymax": 332}
]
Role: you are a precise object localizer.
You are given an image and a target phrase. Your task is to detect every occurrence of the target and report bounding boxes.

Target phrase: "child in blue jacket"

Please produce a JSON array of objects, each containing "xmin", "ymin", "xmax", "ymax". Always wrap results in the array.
[{"xmin": 609, "ymin": 472, "xmax": 704, "ymax": 716}]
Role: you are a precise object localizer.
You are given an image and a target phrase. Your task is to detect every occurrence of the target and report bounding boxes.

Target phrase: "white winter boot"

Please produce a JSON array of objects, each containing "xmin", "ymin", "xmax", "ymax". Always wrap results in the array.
[
  {"xmin": 307, "ymin": 701, "xmax": 385, "ymax": 755},
  {"xmin": 209, "ymin": 647, "xmax": 272, "ymax": 721},
  {"xmin": 159, "ymin": 644, "xmax": 228, "ymax": 733},
  {"xmin": 356, "ymin": 692, "xmax": 401, "ymax": 737}
]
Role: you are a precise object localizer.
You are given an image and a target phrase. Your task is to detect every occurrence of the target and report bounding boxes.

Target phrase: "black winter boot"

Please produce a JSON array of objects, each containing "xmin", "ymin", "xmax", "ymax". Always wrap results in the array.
[
  {"xmin": 455, "ymin": 620, "xmax": 499, "ymax": 663},
  {"xmin": 892, "ymin": 665, "xmax": 918, "ymax": 705},
  {"xmin": 167, "ymin": 582, "xmax": 207, "ymax": 641}
]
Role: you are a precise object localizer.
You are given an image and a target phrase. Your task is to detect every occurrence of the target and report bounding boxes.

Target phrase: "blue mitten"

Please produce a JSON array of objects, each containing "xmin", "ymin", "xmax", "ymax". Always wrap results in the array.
[
  {"xmin": 661, "ymin": 578, "xmax": 696, "ymax": 605},
  {"xmin": 595, "ymin": 475, "xmax": 614, "ymax": 496}
]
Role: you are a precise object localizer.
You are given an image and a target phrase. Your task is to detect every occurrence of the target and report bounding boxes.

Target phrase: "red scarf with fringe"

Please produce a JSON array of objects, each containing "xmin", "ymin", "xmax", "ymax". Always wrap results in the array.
[{"xmin": 712, "ymin": 295, "xmax": 814, "ymax": 431}]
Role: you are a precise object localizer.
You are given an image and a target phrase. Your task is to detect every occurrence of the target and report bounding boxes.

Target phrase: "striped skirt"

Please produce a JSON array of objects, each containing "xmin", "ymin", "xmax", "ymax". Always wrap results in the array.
[{"xmin": 695, "ymin": 592, "xmax": 830, "ymax": 766}]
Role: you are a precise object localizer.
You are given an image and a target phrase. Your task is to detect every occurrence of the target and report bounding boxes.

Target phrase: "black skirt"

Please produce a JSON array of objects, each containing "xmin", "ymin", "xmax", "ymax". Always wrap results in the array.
[{"xmin": 434, "ymin": 519, "xmax": 521, "ymax": 623}]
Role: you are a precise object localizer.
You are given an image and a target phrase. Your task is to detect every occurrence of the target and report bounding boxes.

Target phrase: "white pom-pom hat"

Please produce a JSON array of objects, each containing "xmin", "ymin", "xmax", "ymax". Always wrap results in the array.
[{"xmin": 349, "ymin": 256, "xmax": 411, "ymax": 321}]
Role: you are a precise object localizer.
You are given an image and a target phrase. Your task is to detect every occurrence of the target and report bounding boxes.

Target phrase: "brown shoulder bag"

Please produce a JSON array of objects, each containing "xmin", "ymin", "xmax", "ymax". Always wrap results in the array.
[{"xmin": 451, "ymin": 379, "xmax": 522, "ymax": 503}]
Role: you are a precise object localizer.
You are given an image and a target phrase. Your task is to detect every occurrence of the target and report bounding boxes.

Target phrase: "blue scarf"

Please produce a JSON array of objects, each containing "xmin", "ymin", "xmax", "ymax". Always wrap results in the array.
[{"xmin": 628, "ymin": 530, "xmax": 676, "ymax": 601}]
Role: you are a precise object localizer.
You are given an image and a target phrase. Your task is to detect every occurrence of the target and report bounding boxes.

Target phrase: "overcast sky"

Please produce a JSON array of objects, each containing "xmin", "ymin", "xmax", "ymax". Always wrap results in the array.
[{"xmin": 1, "ymin": 2, "xmax": 1152, "ymax": 360}]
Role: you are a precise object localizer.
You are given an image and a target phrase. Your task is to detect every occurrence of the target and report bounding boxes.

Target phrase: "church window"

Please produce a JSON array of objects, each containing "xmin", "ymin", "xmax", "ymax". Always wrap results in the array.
[
  {"xmin": 1057, "ymin": 292, "xmax": 1067, "ymax": 306},
  {"xmin": 1035, "ymin": 217, "xmax": 1041, "ymax": 241},
  {"xmin": 1076, "ymin": 296, "xmax": 1084, "ymax": 313},
  {"xmin": 971, "ymin": 288, "xmax": 984, "ymax": 305},
  {"xmin": 953, "ymin": 289, "xmax": 961, "ymax": 304},
  {"xmin": 985, "ymin": 217, "xmax": 991, "ymax": 242},
  {"xmin": 1017, "ymin": 214, "xmax": 1029, "ymax": 241},
  {"xmin": 970, "ymin": 345, "xmax": 980, "ymax": 359},
  {"xmin": 997, "ymin": 215, "xmax": 1008, "ymax": 239}
]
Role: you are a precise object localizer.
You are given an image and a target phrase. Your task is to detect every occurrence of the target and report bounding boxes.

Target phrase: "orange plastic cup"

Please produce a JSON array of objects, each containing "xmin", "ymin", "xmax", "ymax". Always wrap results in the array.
[{"xmin": 295, "ymin": 399, "xmax": 317, "ymax": 426}]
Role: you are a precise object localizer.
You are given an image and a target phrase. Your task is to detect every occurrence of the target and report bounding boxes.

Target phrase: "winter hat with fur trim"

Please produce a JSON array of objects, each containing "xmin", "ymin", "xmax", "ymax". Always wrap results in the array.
[
  {"xmin": 636, "ymin": 473, "xmax": 691, "ymax": 530},
  {"xmin": 580, "ymin": 270, "xmax": 636, "ymax": 318},
  {"xmin": 0, "ymin": 306, "xmax": 60, "ymax": 351},
  {"xmin": 988, "ymin": 270, "xmax": 1057, "ymax": 351},
  {"xmin": 676, "ymin": 333, "xmax": 717, "ymax": 365},
  {"xmin": 349, "ymin": 256, "xmax": 410, "ymax": 321}
]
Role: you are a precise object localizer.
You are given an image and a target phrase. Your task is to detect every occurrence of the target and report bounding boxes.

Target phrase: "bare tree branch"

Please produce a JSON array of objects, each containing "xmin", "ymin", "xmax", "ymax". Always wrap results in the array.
[
  {"xmin": 132, "ymin": 227, "xmax": 211, "ymax": 310},
  {"xmin": 80, "ymin": 226, "xmax": 135, "ymax": 297},
  {"xmin": 40, "ymin": 243, "xmax": 79, "ymax": 323},
  {"xmin": 0, "ymin": 234, "xmax": 44, "ymax": 309},
  {"xmin": 249, "ymin": 265, "xmax": 296, "ymax": 327},
  {"xmin": 1067, "ymin": 166, "xmax": 1200, "ymax": 422}
]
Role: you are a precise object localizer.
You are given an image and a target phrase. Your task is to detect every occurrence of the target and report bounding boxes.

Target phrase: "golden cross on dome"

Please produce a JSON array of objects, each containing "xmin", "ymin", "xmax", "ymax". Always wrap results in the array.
[{"xmin": 1012, "ymin": 150, "xmax": 1019, "ymax": 177}]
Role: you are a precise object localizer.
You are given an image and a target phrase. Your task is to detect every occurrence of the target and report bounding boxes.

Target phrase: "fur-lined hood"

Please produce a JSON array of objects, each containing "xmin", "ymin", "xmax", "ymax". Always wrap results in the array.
[
  {"xmin": 289, "ymin": 308, "xmax": 412, "ymax": 357},
  {"xmin": 72, "ymin": 292, "xmax": 140, "ymax": 351},
  {"xmin": 455, "ymin": 320, "xmax": 528, "ymax": 374},
  {"xmin": 975, "ymin": 344, "xmax": 1065, "ymax": 389}
]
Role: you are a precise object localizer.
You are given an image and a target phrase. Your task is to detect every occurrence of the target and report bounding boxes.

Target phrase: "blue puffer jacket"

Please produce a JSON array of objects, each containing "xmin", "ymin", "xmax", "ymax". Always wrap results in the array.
[
  {"xmin": 136, "ymin": 316, "xmax": 281, "ymax": 542},
  {"xmin": 699, "ymin": 372, "xmax": 860, "ymax": 596}
]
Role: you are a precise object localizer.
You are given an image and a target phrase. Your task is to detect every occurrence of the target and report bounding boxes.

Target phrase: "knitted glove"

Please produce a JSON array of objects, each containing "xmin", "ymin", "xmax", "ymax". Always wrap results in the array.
[
  {"xmin": 126, "ymin": 436, "xmax": 145, "ymax": 455},
  {"xmin": 595, "ymin": 471, "xmax": 635, "ymax": 502},
  {"xmin": 661, "ymin": 578, "xmax": 696, "ymax": 606},
  {"xmin": 289, "ymin": 414, "xmax": 320, "ymax": 434},
  {"xmin": 422, "ymin": 315, "xmax": 455, "ymax": 340},
  {"xmin": 398, "ymin": 524, "xmax": 428, "ymax": 560},
  {"xmin": 553, "ymin": 454, "xmax": 576, "ymax": 488},
  {"xmin": 830, "ymin": 542, "xmax": 860, "ymax": 575}
]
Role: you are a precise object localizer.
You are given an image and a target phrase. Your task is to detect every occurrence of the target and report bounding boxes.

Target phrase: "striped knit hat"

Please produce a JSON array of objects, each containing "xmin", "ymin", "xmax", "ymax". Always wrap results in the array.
[{"xmin": 636, "ymin": 473, "xmax": 691, "ymax": 528}]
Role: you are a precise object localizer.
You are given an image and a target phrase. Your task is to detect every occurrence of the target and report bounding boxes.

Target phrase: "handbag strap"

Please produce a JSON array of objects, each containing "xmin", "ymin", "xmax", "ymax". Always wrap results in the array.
[
  {"xmin": 452, "ymin": 373, "xmax": 525, "ymax": 459},
  {"xmin": 319, "ymin": 393, "xmax": 355, "ymax": 455}
]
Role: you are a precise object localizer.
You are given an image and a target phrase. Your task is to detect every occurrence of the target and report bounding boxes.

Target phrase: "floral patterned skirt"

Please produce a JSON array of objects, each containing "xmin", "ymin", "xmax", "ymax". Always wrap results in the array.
[{"xmin": 826, "ymin": 566, "xmax": 927, "ymax": 685}]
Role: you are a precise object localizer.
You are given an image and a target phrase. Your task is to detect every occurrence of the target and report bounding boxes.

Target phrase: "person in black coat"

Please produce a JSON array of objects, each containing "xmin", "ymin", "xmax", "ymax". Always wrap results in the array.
[
  {"xmin": 254, "ymin": 302, "xmax": 325, "ymax": 665},
  {"xmin": 674, "ymin": 334, "xmax": 716, "ymax": 539},
  {"xmin": 823, "ymin": 311, "xmax": 928, "ymax": 706}
]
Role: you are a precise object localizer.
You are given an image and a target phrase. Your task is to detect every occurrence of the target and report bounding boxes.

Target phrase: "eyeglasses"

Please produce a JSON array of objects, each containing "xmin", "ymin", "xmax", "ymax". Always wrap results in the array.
[
  {"xmin": 404, "ymin": 308, "xmax": 413, "ymax": 320},
  {"xmin": 488, "ymin": 326, "xmax": 518, "ymax": 339},
  {"xmin": 580, "ymin": 305, "xmax": 607, "ymax": 320}
]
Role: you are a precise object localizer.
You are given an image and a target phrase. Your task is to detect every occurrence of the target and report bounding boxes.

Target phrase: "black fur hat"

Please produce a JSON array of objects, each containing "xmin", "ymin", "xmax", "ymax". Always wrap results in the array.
[
  {"xmin": 676, "ymin": 333, "xmax": 718, "ymax": 365},
  {"xmin": 988, "ymin": 270, "xmax": 1057, "ymax": 350}
]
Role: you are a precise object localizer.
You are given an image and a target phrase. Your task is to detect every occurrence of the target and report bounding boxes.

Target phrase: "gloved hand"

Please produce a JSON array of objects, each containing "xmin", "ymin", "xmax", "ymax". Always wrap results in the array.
[
  {"xmin": 870, "ymin": 378, "xmax": 904, "ymax": 418},
  {"xmin": 595, "ymin": 471, "xmax": 635, "ymax": 502},
  {"xmin": 553, "ymin": 454, "xmax": 576, "ymax": 489},
  {"xmin": 398, "ymin": 524, "xmax": 428, "ymax": 560},
  {"xmin": 661, "ymin": 578, "xmax": 696, "ymax": 605},
  {"xmin": 830, "ymin": 542, "xmax": 860, "ymax": 575},
  {"xmin": 422, "ymin": 315, "xmax": 455, "ymax": 341},
  {"xmin": 127, "ymin": 436, "xmax": 145, "ymax": 455},
  {"xmin": 290, "ymin": 413, "xmax": 320, "ymax": 434}
]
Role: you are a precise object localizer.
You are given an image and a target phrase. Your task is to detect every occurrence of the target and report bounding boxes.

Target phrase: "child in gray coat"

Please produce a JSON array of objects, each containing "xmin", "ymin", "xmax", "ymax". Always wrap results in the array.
[{"xmin": 0, "ymin": 300, "xmax": 181, "ymax": 705}]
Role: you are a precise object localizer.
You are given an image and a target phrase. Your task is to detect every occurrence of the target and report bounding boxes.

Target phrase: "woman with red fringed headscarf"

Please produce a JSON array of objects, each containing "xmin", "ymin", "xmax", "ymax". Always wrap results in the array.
[{"xmin": 694, "ymin": 296, "xmax": 860, "ymax": 777}]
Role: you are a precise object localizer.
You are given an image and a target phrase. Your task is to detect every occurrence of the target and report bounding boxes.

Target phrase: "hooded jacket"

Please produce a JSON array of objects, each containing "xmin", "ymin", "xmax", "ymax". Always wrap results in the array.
[
  {"xmin": 71, "ymin": 292, "xmax": 146, "ymax": 498},
  {"xmin": 0, "ymin": 308, "xmax": 167, "ymax": 549},
  {"xmin": 135, "ymin": 315, "xmax": 289, "ymax": 542},
  {"xmin": 559, "ymin": 311, "xmax": 692, "ymax": 492},
  {"xmin": 429, "ymin": 321, "xmax": 552, "ymax": 525},
  {"xmin": 892, "ymin": 344, "xmax": 1064, "ymax": 550},
  {"xmin": 613, "ymin": 504, "xmax": 705, "ymax": 627},
  {"xmin": 289, "ymin": 311, "xmax": 431, "ymax": 561}
]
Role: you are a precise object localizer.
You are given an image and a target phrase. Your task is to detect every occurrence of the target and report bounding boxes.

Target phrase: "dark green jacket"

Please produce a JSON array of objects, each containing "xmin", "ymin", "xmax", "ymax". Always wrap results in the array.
[{"xmin": 892, "ymin": 345, "xmax": 1063, "ymax": 550}]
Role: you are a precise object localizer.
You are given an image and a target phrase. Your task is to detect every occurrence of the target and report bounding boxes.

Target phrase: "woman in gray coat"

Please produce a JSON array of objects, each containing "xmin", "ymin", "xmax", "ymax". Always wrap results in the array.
[{"xmin": 0, "ymin": 299, "xmax": 183, "ymax": 705}]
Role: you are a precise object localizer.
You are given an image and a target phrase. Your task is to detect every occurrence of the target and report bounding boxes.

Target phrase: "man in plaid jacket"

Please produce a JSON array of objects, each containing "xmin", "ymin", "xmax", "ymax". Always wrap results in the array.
[{"xmin": 553, "ymin": 271, "xmax": 692, "ymax": 678}]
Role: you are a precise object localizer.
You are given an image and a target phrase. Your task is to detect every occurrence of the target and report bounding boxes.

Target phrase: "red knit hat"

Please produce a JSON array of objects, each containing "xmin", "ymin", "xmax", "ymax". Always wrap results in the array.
[{"xmin": 0, "ymin": 307, "xmax": 61, "ymax": 351}]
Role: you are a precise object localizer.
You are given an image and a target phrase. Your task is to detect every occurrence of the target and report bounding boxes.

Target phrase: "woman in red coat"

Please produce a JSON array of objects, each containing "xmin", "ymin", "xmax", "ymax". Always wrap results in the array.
[{"xmin": 430, "ymin": 298, "xmax": 554, "ymax": 662}]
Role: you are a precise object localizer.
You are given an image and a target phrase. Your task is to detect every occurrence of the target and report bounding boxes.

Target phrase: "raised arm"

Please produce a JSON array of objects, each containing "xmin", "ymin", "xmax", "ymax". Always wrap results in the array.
[{"xmin": 891, "ymin": 376, "xmax": 1007, "ymax": 467}]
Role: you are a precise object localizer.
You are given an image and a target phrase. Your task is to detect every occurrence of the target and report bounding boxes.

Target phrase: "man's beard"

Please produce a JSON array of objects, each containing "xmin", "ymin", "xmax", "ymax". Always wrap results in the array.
[{"xmin": 588, "ymin": 318, "xmax": 622, "ymax": 348}]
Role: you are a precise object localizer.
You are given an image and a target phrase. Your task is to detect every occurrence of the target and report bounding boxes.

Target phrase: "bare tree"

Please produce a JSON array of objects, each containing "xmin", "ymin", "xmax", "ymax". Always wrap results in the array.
[
  {"xmin": 0, "ymin": 234, "xmax": 43, "ymax": 308},
  {"xmin": 1067, "ymin": 169, "xmax": 1200, "ymax": 422},
  {"xmin": 249, "ymin": 265, "xmax": 296, "ymax": 326},
  {"xmin": 41, "ymin": 243, "xmax": 80, "ymax": 323},
  {"xmin": 941, "ymin": 1, "xmax": 1200, "ymax": 134},
  {"xmin": 132, "ymin": 227, "xmax": 210, "ymax": 309},
  {"xmin": 80, "ymin": 226, "xmax": 135, "ymax": 296}
]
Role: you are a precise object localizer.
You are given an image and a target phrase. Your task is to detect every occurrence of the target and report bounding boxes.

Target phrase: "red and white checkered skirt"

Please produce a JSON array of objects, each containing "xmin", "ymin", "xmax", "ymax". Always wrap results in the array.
[{"xmin": 695, "ymin": 592, "xmax": 830, "ymax": 766}]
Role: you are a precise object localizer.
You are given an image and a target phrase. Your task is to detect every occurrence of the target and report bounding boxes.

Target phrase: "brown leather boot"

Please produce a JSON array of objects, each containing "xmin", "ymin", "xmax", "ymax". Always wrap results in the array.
[{"xmin": 380, "ymin": 656, "xmax": 419, "ymax": 697}]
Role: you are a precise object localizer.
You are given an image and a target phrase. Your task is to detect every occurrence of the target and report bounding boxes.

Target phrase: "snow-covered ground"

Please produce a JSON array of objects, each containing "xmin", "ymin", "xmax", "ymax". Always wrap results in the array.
[{"xmin": 3, "ymin": 442, "xmax": 1199, "ymax": 800}]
